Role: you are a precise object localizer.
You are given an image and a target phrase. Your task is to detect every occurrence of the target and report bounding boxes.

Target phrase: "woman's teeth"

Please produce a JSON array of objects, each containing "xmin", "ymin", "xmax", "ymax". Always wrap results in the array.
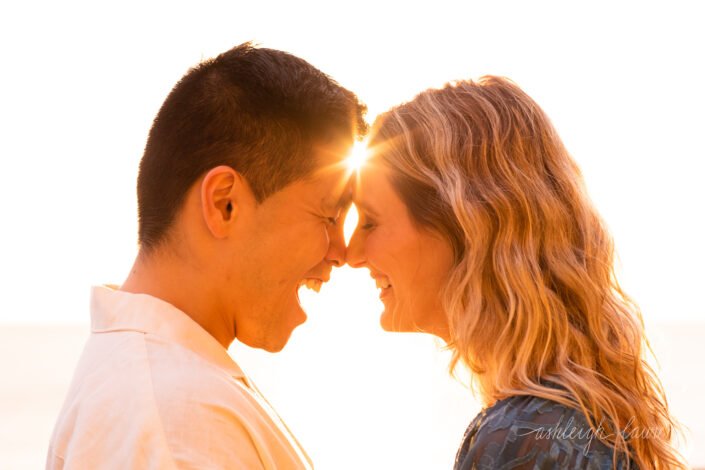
[
  {"xmin": 375, "ymin": 277, "xmax": 392, "ymax": 290},
  {"xmin": 299, "ymin": 278, "xmax": 323, "ymax": 293}
]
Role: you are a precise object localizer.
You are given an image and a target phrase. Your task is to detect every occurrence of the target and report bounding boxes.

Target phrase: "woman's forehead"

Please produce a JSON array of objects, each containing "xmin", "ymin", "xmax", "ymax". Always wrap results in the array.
[{"xmin": 352, "ymin": 164, "xmax": 392, "ymax": 211}]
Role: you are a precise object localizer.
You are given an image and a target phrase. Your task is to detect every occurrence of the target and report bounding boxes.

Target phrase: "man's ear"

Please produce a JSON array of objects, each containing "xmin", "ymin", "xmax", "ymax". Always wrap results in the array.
[{"xmin": 200, "ymin": 166, "xmax": 249, "ymax": 238}]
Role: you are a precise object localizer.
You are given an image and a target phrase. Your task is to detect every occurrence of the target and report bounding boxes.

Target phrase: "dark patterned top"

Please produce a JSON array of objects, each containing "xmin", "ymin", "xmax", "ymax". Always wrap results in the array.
[{"xmin": 453, "ymin": 394, "xmax": 638, "ymax": 470}]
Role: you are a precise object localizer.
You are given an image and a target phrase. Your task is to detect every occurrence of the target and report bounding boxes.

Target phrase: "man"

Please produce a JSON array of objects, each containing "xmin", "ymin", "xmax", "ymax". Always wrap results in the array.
[{"xmin": 47, "ymin": 42, "xmax": 367, "ymax": 469}]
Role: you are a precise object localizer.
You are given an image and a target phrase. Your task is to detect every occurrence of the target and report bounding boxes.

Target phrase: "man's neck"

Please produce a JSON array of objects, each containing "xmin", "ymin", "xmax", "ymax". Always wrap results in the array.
[{"xmin": 120, "ymin": 250, "xmax": 236, "ymax": 349}]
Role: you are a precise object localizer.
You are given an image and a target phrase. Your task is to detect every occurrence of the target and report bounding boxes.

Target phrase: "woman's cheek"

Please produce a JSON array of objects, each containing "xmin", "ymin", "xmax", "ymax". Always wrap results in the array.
[{"xmin": 364, "ymin": 232, "xmax": 383, "ymax": 265}]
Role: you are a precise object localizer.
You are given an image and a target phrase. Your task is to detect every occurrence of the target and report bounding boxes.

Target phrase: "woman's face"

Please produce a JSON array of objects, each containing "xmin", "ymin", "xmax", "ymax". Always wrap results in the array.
[{"xmin": 346, "ymin": 163, "xmax": 453, "ymax": 341}]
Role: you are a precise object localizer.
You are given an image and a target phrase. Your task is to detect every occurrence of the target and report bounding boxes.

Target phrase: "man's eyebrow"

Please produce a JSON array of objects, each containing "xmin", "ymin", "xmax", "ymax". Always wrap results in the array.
[
  {"xmin": 322, "ymin": 181, "xmax": 353, "ymax": 212},
  {"xmin": 335, "ymin": 190, "xmax": 353, "ymax": 210},
  {"xmin": 321, "ymin": 193, "xmax": 351, "ymax": 214}
]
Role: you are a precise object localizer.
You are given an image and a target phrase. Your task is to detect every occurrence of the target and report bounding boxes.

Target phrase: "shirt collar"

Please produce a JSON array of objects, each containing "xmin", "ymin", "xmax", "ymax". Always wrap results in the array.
[{"xmin": 90, "ymin": 284, "xmax": 245, "ymax": 379}]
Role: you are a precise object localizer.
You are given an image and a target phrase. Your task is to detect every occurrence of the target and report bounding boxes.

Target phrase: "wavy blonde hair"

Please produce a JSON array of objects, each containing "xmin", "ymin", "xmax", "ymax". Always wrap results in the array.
[{"xmin": 369, "ymin": 76, "xmax": 686, "ymax": 469}]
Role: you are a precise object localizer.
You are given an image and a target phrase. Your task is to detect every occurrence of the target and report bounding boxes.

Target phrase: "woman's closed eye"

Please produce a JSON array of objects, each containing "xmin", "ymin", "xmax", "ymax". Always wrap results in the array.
[{"xmin": 360, "ymin": 218, "xmax": 375, "ymax": 230}]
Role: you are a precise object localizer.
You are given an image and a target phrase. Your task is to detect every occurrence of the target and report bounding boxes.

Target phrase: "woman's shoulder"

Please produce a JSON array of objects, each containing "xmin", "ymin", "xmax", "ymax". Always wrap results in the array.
[{"xmin": 453, "ymin": 394, "xmax": 637, "ymax": 470}]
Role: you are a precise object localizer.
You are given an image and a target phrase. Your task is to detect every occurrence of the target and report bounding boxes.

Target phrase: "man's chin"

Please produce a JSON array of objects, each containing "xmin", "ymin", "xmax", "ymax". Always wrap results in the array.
[
  {"xmin": 259, "ymin": 340, "xmax": 287, "ymax": 354},
  {"xmin": 260, "ymin": 305, "xmax": 308, "ymax": 353},
  {"xmin": 243, "ymin": 329, "xmax": 294, "ymax": 353}
]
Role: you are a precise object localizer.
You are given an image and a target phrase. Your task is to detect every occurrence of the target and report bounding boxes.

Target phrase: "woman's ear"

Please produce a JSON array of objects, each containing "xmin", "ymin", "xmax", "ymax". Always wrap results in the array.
[{"xmin": 200, "ymin": 165, "xmax": 246, "ymax": 238}]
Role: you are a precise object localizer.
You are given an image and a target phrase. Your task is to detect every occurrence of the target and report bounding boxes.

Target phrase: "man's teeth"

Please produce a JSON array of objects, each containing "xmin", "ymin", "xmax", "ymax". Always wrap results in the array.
[
  {"xmin": 299, "ymin": 278, "xmax": 323, "ymax": 293},
  {"xmin": 375, "ymin": 278, "xmax": 392, "ymax": 289}
]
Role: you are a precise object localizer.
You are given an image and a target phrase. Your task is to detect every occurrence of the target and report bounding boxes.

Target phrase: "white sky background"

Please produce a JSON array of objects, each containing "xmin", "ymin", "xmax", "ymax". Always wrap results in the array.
[
  {"xmin": 1, "ymin": 0, "xmax": 703, "ymax": 324},
  {"xmin": 1, "ymin": 1, "xmax": 705, "ymax": 467}
]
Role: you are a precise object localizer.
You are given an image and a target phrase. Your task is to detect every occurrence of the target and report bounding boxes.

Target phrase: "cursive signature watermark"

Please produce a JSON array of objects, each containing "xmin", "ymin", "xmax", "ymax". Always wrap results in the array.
[{"xmin": 518, "ymin": 416, "xmax": 668, "ymax": 456}]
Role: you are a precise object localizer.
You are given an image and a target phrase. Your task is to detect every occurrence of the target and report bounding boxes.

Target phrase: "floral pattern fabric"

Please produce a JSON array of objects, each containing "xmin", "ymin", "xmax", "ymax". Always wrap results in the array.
[{"xmin": 453, "ymin": 394, "xmax": 638, "ymax": 470}]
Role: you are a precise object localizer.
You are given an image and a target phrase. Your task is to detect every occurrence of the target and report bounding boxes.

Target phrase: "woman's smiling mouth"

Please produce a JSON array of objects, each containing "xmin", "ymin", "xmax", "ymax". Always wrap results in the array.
[{"xmin": 373, "ymin": 275, "xmax": 393, "ymax": 298}]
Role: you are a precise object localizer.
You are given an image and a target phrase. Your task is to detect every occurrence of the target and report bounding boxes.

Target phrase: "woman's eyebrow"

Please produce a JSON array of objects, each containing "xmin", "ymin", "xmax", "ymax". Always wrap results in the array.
[
  {"xmin": 350, "ymin": 182, "xmax": 378, "ymax": 216},
  {"xmin": 353, "ymin": 200, "xmax": 378, "ymax": 216}
]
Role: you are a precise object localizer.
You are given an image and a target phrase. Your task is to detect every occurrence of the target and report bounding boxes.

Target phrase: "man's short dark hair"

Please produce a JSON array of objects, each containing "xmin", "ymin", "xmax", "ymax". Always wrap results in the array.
[{"xmin": 137, "ymin": 42, "xmax": 367, "ymax": 251}]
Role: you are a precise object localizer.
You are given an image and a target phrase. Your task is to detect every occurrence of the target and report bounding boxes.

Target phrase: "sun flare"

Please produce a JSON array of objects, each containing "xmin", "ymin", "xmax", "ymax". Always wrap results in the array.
[{"xmin": 345, "ymin": 141, "xmax": 370, "ymax": 173}]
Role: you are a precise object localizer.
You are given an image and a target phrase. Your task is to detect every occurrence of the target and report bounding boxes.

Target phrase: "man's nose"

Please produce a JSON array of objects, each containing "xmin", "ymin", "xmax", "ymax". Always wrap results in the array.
[
  {"xmin": 325, "ymin": 221, "xmax": 346, "ymax": 267},
  {"xmin": 345, "ymin": 228, "xmax": 365, "ymax": 268}
]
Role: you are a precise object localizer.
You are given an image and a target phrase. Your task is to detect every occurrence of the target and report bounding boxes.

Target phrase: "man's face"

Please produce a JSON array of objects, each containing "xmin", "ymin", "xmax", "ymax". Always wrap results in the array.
[{"xmin": 228, "ymin": 144, "xmax": 352, "ymax": 352}]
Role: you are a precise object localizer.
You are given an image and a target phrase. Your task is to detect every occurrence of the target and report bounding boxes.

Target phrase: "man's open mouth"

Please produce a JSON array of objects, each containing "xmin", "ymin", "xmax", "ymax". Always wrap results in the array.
[{"xmin": 298, "ymin": 278, "xmax": 324, "ymax": 293}]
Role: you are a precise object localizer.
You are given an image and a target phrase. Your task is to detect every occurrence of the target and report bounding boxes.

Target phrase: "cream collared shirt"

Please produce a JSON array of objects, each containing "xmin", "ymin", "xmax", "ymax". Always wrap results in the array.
[{"xmin": 46, "ymin": 285, "xmax": 313, "ymax": 470}]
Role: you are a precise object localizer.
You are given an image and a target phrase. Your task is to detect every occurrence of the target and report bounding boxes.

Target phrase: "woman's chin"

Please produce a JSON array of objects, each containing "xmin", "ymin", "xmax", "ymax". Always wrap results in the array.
[
  {"xmin": 379, "ymin": 306, "xmax": 449, "ymax": 341},
  {"xmin": 379, "ymin": 308, "xmax": 397, "ymax": 332},
  {"xmin": 379, "ymin": 307, "xmax": 411, "ymax": 333}
]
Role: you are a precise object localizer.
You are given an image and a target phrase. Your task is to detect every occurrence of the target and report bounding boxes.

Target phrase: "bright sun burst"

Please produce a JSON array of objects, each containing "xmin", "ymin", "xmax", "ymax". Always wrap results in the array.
[{"xmin": 345, "ymin": 141, "xmax": 370, "ymax": 173}]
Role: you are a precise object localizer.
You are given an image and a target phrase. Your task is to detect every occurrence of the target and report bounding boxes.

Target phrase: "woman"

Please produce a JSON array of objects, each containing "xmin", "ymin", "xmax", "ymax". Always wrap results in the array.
[{"xmin": 346, "ymin": 76, "xmax": 685, "ymax": 469}]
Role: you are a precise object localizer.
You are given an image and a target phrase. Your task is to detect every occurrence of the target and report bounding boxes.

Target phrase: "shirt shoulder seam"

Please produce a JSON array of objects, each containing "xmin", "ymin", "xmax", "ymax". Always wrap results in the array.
[{"xmin": 139, "ymin": 335, "xmax": 179, "ymax": 469}]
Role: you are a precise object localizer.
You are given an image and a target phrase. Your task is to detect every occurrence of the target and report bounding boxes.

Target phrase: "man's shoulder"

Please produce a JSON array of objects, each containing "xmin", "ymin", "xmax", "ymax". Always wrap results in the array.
[
  {"xmin": 49, "ymin": 331, "xmax": 279, "ymax": 469},
  {"xmin": 143, "ymin": 334, "xmax": 265, "ymax": 418},
  {"xmin": 139, "ymin": 333, "xmax": 301, "ymax": 468},
  {"xmin": 48, "ymin": 332, "xmax": 175, "ymax": 468},
  {"xmin": 63, "ymin": 329, "xmax": 258, "ymax": 418}
]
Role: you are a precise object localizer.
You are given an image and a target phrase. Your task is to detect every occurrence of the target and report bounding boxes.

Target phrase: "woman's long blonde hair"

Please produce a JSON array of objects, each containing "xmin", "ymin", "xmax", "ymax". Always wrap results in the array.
[{"xmin": 370, "ymin": 76, "xmax": 686, "ymax": 469}]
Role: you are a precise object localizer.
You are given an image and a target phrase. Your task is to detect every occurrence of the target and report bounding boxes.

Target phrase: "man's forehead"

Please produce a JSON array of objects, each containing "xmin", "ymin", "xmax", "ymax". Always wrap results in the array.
[
  {"xmin": 321, "ymin": 178, "xmax": 353, "ymax": 211},
  {"xmin": 306, "ymin": 138, "xmax": 355, "ymax": 208},
  {"xmin": 311, "ymin": 135, "xmax": 354, "ymax": 167}
]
